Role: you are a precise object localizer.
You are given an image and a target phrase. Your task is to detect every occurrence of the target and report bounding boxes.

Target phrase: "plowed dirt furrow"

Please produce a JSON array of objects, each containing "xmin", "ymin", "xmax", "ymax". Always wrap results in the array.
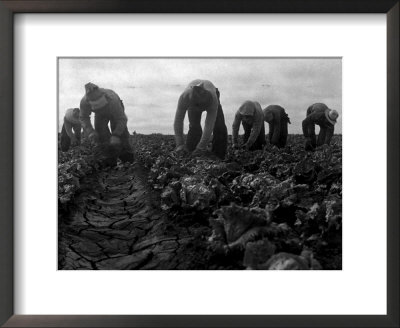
[{"xmin": 58, "ymin": 162, "xmax": 214, "ymax": 270}]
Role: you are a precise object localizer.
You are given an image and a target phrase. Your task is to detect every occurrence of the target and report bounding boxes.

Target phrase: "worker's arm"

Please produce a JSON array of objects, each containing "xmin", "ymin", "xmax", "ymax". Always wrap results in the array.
[
  {"xmin": 244, "ymin": 109, "xmax": 263, "ymax": 148},
  {"xmin": 306, "ymin": 105, "xmax": 314, "ymax": 116},
  {"xmin": 271, "ymin": 112, "xmax": 281, "ymax": 145},
  {"xmin": 268, "ymin": 123, "xmax": 274, "ymax": 143},
  {"xmin": 302, "ymin": 114, "xmax": 317, "ymax": 148},
  {"xmin": 325, "ymin": 125, "xmax": 334, "ymax": 145},
  {"xmin": 109, "ymin": 96, "xmax": 128, "ymax": 137},
  {"xmin": 302, "ymin": 115, "xmax": 315, "ymax": 138},
  {"xmin": 231, "ymin": 111, "xmax": 242, "ymax": 145},
  {"xmin": 79, "ymin": 99, "xmax": 95, "ymax": 135},
  {"xmin": 197, "ymin": 98, "xmax": 218, "ymax": 150},
  {"xmin": 173, "ymin": 93, "xmax": 189, "ymax": 147},
  {"xmin": 63, "ymin": 118, "xmax": 75, "ymax": 139}
]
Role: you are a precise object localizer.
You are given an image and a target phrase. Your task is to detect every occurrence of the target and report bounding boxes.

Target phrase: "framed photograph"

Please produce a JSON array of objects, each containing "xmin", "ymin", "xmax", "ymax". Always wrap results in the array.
[{"xmin": 0, "ymin": 1, "xmax": 398, "ymax": 327}]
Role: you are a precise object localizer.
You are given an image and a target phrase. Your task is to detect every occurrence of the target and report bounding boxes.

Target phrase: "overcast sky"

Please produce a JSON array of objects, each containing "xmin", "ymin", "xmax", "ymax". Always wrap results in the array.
[{"xmin": 58, "ymin": 58, "xmax": 341, "ymax": 134}]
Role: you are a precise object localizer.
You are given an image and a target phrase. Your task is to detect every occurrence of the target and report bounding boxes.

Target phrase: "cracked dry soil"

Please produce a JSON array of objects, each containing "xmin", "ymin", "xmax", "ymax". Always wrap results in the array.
[{"xmin": 58, "ymin": 162, "xmax": 216, "ymax": 270}]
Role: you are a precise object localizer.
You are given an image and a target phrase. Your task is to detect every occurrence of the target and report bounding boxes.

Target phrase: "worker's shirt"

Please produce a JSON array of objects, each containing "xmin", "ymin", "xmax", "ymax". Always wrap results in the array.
[
  {"xmin": 79, "ymin": 88, "xmax": 128, "ymax": 137},
  {"xmin": 303, "ymin": 110, "xmax": 334, "ymax": 128},
  {"xmin": 232, "ymin": 101, "xmax": 264, "ymax": 147},
  {"xmin": 174, "ymin": 79, "xmax": 219, "ymax": 150},
  {"xmin": 306, "ymin": 103, "xmax": 329, "ymax": 116},
  {"xmin": 63, "ymin": 108, "xmax": 81, "ymax": 139},
  {"xmin": 264, "ymin": 105, "xmax": 290, "ymax": 145}
]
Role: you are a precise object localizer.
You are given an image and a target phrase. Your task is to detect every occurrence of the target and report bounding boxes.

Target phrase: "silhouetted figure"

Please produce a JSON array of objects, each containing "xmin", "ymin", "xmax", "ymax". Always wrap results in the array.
[
  {"xmin": 263, "ymin": 105, "xmax": 291, "ymax": 148},
  {"xmin": 80, "ymin": 82, "xmax": 134, "ymax": 166},
  {"xmin": 60, "ymin": 108, "xmax": 82, "ymax": 152},
  {"xmin": 302, "ymin": 103, "xmax": 339, "ymax": 150},
  {"xmin": 174, "ymin": 79, "xmax": 228, "ymax": 159},
  {"xmin": 232, "ymin": 101, "xmax": 266, "ymax": 151}
]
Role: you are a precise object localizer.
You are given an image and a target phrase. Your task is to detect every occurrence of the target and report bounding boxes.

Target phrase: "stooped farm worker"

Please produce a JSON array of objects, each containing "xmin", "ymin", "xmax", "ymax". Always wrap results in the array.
[
  {"xmin": 79, "ymin": 82, "xmax": 134, "ymax": 166},
  {"xmin": 302, "ymin": 103, "xmax": 339, "ymax": 150},
  {"xmin": 263, "ymin": 105, "xmax": 291, "ymax": 148},
  {"xmin": 232, "ymin": 101, "xmax": 266, "ymax": 151},
  {"xmin": 60, "ymin": 107, "xmax": 82, "ymax": 152},
  {"xmin": 173, "ymin": 79, "xmax": 228, "ymax": 159}
]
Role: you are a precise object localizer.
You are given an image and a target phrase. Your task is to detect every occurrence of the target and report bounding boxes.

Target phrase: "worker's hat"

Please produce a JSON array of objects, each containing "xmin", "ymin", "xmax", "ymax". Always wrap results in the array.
[
  {"xmin": 325, "ymin": 109, "xmax": 339, "ymax": 125},
  {"xmin": 85, "ymin": 82, "xmax": 108, "ymax": 110}
]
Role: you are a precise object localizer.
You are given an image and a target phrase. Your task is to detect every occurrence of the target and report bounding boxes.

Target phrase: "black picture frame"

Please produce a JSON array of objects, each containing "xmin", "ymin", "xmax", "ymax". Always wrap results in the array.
[{"xmin": 0, "ymin": 1, "xmax": 398, "ymax": 327}]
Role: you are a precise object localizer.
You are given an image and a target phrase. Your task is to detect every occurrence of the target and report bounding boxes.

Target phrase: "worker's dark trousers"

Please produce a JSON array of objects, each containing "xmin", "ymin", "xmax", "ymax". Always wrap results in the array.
[
  {"xmin": 186, "ymin": 104, "xmax": 228, "ymax": 159},
  {"xmin": 94, "ymin": 113, "xmax": 134, "ymax": 165},
  {"xmin": 304, "ymin": 122, "xmax": 334, "ymax": 149},
  {"xmin": 316, "ymin": 123, "xmax": 334, "ymax": 146},
  {"xmin": 60, "ymin": 123, "xmax": 82, "ymax": 152},
  {"xmin": 242, "ymin": 122, "xmax": 266, "ymax": 151},
  {"xmin": 268, "ymin": 122, "xmax": 289, "ymax": 148}
]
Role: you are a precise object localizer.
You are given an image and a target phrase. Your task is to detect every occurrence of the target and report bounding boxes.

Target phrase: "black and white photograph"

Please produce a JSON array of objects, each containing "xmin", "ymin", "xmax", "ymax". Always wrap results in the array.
[{"xmin": 58, "ymin": 57, "xmax": 342, "ymax": 270}]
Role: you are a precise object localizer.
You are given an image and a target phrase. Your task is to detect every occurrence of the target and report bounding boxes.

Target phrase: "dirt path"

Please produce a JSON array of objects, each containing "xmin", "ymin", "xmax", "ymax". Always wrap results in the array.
[{"xmin": 58, "ymin": 162, "xmax": 214, "ymax": 270}]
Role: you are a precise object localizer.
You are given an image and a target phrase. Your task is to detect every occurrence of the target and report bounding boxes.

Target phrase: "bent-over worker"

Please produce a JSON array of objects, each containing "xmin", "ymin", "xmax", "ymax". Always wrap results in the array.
[
  {"xmin": 173, "ymin": 79, "xmax": 228, "ymax": 159},
  {"xmin": 302, "ymin": 103, "xmax": 339, "ymax": 150},
  {"xmin": 263, "ymin": 105, "xmax": 291, "ymax": 148},
  {"xmin": 60, "ymin": 107, "xmax": 82, "ymax": 152},
  {"xmin": 80, "ymin": 82, "xmax": 134, "ymax": 166},
  {"xmin": 232, "ymin": 101, "xmax": 266, "ymax": 151}
]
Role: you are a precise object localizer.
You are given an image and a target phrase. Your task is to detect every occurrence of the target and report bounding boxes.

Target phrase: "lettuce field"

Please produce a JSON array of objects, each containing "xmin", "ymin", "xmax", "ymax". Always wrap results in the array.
[{"xmin": 58, "ymin": 134, "xmax": 342, "ymax": 270}]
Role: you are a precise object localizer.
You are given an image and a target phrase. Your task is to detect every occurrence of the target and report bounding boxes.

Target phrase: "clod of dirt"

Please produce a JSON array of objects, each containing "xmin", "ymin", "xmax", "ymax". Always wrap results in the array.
[
  {"xmin": 179, "ymin": 176, "xmax": 216, "ymax": 210},
  {"xmin": 232, "ymin": 172, "xmax": 279, "ymax": 190},
  {"xmin": 258, "ymin": 250, "xmax": 322, "ymax": 270},
  {"xmin": 323, "ymin": 196, "xmax": 342, "ymax": 236},
  {"xmin": 209, "ymin": 203, "xmax": 270, "ymax": 252},
  {"xmin": 293, "ymin": 158, "xmax": 319, "ymax": 184},
  {"xmin": 251, "ymin": 179, "xmax": 300, "ymax": 209},
  {"xmin": 243, "ymin": 239, "xmax": 276, "ymax": 269},
  {"xmin": 207, "ymin": 162, "xmax": 242, "ymax": 177},
  {"xmin": 160, "ymin": 185, "xmax": 181, "ymax": 210}
]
